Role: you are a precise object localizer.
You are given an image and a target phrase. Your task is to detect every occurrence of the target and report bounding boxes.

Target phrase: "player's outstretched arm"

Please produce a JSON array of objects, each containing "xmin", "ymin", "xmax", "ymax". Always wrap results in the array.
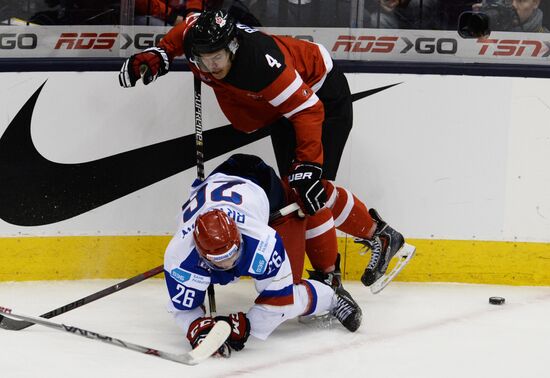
[{"xmin": 118, "ymin": 14, "xmax": 195, "ymax": 88}]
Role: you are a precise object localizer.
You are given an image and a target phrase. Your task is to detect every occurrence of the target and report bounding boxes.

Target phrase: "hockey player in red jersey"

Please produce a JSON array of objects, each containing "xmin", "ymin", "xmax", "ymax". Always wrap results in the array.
[{"xmin": 119, "ymin": 9, "xmax": 414, "ymax": 291}]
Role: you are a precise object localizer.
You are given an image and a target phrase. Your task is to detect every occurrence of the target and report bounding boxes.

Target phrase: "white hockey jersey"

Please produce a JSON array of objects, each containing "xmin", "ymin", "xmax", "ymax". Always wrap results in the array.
[{"xmin": 164, "ymin": 172, "xmax": 297, "ymax": 339}]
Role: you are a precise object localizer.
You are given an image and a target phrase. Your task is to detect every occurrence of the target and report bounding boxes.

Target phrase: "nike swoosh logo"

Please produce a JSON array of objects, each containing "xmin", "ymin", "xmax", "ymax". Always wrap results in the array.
[{"xmin": 0, "ymin": 81, "xmax": 400, "ymax": 226}]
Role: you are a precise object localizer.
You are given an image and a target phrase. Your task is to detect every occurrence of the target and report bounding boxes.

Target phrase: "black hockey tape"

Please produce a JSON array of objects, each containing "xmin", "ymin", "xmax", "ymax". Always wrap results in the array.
[{"xmin": 489, "ymin": 296, "xmax": 505, "ymax": 305}]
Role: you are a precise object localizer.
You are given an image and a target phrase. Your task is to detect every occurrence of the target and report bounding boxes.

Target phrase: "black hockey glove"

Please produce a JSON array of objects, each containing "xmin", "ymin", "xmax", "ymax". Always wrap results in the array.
[
  {"xmin": 215, "ymin": 312, "xmax": 250, "ymax": 351},
  {"xmin": 186, "ymin": 316, "xmax": 231, "ymax": 358},
  {"xmin": 288, "ymin": 162, "xmax": 326, "ymax": 215},
  {"xmin": 119, "ymin": 47, "xmax": 170, "ymax": 88}
]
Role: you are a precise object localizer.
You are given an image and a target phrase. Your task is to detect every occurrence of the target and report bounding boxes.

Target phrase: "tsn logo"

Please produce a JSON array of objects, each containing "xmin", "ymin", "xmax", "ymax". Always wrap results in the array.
[{"xmin": 477, "ymin": 38, "xmax": 550, "ymax": 57}]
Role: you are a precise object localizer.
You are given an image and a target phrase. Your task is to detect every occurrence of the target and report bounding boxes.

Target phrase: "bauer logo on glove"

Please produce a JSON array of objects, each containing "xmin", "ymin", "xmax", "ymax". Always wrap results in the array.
[
  {"xmin": 289, "ymin": 171, "xmax": 313, "ymax": 181},
  {"xmin": 288, "ymin": 162, "xmax": 327, "ymax": 215}
]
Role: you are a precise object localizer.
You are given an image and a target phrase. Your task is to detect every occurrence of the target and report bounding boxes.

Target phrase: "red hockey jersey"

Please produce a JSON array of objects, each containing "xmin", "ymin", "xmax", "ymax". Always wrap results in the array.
[{"xmin": 158, "ymin": 20, "xmax": 333, "ymax": 165}]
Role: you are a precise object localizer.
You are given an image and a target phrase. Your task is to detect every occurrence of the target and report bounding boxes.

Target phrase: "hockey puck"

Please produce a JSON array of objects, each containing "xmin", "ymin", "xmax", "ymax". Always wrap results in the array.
[{"xmin": 489, "ymin": 296, "xmax": 505, "ymax": 305}]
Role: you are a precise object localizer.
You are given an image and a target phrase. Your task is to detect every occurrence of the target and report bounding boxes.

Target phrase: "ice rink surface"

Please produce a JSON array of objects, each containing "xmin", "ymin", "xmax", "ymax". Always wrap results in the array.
[{"xmin": 1, "ymin": 279, "xmax": 549, "ymax": 378}]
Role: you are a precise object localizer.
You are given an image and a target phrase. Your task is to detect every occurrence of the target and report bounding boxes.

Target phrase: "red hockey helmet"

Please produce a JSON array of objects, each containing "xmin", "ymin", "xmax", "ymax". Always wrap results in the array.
[{"xmin": 193, "ymin": 209, "xmax": 242, "ymax": 270}]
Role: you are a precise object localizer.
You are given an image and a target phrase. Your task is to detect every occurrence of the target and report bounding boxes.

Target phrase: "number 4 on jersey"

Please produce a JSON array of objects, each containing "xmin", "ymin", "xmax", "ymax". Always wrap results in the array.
[{"xmin": 265, "ymin": 54, "xmax": 281, "ymax": 68}]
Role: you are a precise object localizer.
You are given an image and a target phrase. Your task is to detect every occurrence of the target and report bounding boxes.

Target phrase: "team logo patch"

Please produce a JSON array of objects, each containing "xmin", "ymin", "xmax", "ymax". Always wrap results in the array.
[
  {"xmin": 171, "ymin": 268, "xmax": 210, "ymax": 288},
  {"xmin": 215, "ymin": 16, "xmax": 226, "ymax": 27},
  {"xmin": 171, "ymin": 268, "xmax": 191, "ymax": 283},
  {"xmin": 250, "ymin": 254, "xmax": 267, "ymax": 275}
]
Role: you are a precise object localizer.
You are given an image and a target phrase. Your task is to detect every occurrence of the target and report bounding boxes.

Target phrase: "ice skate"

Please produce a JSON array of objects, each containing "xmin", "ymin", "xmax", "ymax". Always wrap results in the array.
[
  {"xmin": 332, "ymin": 286, "xmax": 362, "ymax": 332},
  {"xmin": 301, "ymin": 254, "xmax": 359, "ymax": 328},
  {"xmin": 355, "ymin": 208, "xmax": 416, "ymax": 294},
  {"xmin": 307, "ymin": 253, "xmax": 342, "ymax": 290}
]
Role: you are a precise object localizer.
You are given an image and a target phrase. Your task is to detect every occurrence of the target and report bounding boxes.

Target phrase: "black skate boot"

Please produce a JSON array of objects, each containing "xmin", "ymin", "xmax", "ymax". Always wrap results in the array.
[
  {"xmin": 332, "ymin": 286, "xmax": 362, "ymax": 332},
  {"xmin": 355, "ymin": 208, "xmax": 404, "ymax": 287},
  {"xmin": 307, "ymin": 253, "xmax": 342, "ymax": 290}
]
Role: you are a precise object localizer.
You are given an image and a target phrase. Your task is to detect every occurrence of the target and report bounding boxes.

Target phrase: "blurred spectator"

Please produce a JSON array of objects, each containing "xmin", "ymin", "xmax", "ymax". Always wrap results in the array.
[
  {"xmin": 540, "ymin": 0, "xmax": 550, "ymax": 30},
  {"xmin": 134, "ymin": 0, "xmax": 187, "ymax": 25},
  {"xmin": 246, "ymin": 0, "xmax": 363, "ymax": 27},
  {"xmin": 221, "ymin": 0, "xmax": 262, "ymax": 25},
  {"xmin": 367, "ymin": 0, "xmax": 442, "ymax": 29},
  {"xmin": 28, "ymin": 0, "xmax": 119, "ymax": 25},
  {"xmin": 188, "ymin": 0, "xmax": 262, "ymax": 25},
  {"xmin": 438, "ymin": 1, "xmax": 478, "ymax": 30},
  {"xmin": 2, "ymin": 0, "xmax": 258, "ymax": 27},
  {"xmin": 472, "ymin": 0, "xmax": 548, "ymax": 32}
]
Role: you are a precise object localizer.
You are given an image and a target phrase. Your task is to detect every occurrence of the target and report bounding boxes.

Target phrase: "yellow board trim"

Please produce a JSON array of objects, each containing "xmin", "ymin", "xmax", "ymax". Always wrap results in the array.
[
  {"xmin": 0, "ymin": 236, "xmax": 169, "ymax": 281},
  {"xmin": 1, "ymin": 236, "xmax": 550, "ymax": 285}
]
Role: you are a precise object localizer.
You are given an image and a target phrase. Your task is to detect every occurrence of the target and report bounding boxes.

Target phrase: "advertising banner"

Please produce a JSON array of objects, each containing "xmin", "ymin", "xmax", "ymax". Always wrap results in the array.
[{"xmin": 1, "ymin": 26, "xmax": 550, "ymax": 65}]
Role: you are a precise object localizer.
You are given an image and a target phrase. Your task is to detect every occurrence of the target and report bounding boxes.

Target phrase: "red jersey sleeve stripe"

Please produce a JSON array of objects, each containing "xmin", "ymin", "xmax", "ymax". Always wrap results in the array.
[
  {"xmin": 284, "ymin": 93, "xmax": 320, "ymax": 119},
  {"xmin": 269, "ymin": 71, "xmax": 304, "ymax": 107}
]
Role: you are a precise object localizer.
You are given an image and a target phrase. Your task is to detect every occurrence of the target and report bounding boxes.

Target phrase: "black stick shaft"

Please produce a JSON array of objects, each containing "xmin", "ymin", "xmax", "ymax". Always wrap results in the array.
[
  {"xmin": 194, "ymin": 75, "xmax": 216, "ymax": 315},
  {"xmin": 0, "ymin": 307, "xmax": 230, "ymax": 365},
  {"xmin": 194, "ymin": 76, "xmax": 205, "ymax": 181},
  {"xmin": 0, "ymin": 265, "xmax": 164, "ymax": 331}
]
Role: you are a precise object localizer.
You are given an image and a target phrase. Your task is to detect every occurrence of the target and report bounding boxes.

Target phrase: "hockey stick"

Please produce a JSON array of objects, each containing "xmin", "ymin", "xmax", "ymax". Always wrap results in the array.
[
  {"xmin": 0, "ymin": 306, "xmax": 230, "ymax": 366},
  {"xmin": 269, "ymin": 202, "xmax": 301, "ymax": 223},
  {"xmin": 194, "ymin": 75, "xmax": 206, "ymax": 182},
  {"xmin": 0, "ymin": 265, "xmax": 164, "ymax": 331},
  {"xmin": 193, "ymin": 75, "xmax": 218, "ymax": 317}
]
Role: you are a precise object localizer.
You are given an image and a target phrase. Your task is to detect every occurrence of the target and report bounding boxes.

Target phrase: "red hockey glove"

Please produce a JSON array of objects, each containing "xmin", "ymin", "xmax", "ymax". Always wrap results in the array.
[
  {"xmin": 215, "ymin": 312, "xmax": 250, "ymax": 351},
  {"xmin": 288, "ymin": 162, "xmax": 326, "ymax": 215},
  {"xmin": 119, "ymin": 47, "xmax": 170, "ymax": 88},
  {"xmin": 186, "ymin": 316, "xmax": 231, "ymax": 357}
]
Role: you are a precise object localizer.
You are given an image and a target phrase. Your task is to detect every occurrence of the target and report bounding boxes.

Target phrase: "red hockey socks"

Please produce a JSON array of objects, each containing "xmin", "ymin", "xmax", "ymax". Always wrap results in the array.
[
  {"xmin": 305, "ymin": 207, "xmax": 338, "ymax": 273},
  {"xmin": 324, "ymin": 181, "xmax": 376, "ymax": 239}
]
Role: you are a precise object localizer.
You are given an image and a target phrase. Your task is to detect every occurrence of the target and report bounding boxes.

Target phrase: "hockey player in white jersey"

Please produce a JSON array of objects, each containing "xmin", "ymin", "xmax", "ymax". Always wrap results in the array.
[{"xmin": 163, "ymin": 154, "xmax": 362, "ymax": 355}]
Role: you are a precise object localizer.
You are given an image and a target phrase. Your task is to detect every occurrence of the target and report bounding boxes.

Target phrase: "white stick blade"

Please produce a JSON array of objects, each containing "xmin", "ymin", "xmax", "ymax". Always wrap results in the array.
[{"xmin": 186, "ymin": 320, "xmax": 231, "ymax": 365}]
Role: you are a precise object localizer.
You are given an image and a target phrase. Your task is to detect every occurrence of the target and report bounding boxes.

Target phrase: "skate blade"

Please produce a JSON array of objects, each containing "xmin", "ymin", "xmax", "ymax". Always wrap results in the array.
[
  {"xmin": 370, "ymin": 243, "xmax": 416, "ymax": 294},
  {"xmin": 298, "ymin": 313, "xmax": 337, "ymax": 329}
]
